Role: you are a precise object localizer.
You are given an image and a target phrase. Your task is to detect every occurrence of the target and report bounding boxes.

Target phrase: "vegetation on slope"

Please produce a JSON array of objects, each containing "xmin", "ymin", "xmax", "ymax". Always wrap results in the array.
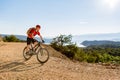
[{"xmin": 51, "ymin": 35, "xmax": 120, "ymax": 64}]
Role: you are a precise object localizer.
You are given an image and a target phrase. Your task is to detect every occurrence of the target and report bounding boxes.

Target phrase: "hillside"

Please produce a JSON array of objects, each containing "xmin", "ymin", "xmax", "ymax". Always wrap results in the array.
[
  {"xmin": 0, "ymin": 42, "xmax": 120, "ymax": 80},
  {"xmin": 82, "ymin": 40, "xmax": 120, "ymax": 47}
]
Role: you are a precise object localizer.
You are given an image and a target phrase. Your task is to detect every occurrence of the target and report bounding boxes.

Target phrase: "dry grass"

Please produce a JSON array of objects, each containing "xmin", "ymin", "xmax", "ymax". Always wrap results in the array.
[{"xmin": 0, "ymin": 42, "xmax": 120, "ymax": 80}]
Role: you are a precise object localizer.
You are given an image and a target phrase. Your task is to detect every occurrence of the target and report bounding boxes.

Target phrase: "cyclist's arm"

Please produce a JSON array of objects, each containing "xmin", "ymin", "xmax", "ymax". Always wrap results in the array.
[
  {"xmin": 39, "ymin": 34, "xmax": 43, "ymax": 41},
  {"xmin": 38, "ymin": 32, "xmax": 44, "ymax": 41}
]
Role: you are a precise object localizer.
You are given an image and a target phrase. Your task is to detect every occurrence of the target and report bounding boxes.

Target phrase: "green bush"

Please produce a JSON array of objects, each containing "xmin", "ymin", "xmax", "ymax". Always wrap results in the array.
[
  {"xmin": 63, "ymin": 44, "xmax": 78, "ymax": 59},
  {"xmin": 3, "ymin": 35, "xmax": 21, "ymax": 42},
  {"xmin": 74, "ymin": 49, "xmax": 87, "ymax": 62},
  {"xmin": 87, "ymin": 56, "xmax": 96, "ymax": 63}
]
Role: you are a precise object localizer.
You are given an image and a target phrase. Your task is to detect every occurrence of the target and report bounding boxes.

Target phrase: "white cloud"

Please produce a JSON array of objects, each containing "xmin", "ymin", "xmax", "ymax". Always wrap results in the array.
[{"xmin": 102, "ymin": 0, "xmax": 120, "ymax": 10}]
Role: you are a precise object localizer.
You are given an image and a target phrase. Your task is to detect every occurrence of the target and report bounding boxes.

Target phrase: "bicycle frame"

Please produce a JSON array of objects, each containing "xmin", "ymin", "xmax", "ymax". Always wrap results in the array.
[{"xmin": 30, "ymin": 42, "xmax": 42, "ymax": 53}]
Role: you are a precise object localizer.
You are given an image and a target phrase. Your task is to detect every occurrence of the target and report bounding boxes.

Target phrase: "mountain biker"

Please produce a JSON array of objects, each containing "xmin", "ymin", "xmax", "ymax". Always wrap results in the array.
[{"xmin": 26, "ymin": 25, "xmax": 45, "ymax": 52}]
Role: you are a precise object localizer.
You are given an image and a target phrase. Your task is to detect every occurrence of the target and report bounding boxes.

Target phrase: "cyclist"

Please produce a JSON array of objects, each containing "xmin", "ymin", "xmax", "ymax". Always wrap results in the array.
[{"xmin": 26, "ymin": 25, "xmax": 45, "ymax": 52}]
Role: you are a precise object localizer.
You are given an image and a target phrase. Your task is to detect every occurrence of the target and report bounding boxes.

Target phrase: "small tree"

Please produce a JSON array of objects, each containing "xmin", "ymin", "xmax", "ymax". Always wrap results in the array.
[
  {"xmin": 51, "ymin": 34, "xmax": 79, "ymax": 59},
  {"xmin": 51, "ymin": 34, "xmax": 72, "ymax": 46}
]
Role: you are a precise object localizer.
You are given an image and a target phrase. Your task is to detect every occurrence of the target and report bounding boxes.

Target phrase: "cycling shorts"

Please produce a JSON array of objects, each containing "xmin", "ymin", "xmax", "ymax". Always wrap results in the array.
[{"xmin": 27, "ymin": 37, "xmax": 38, "ymax": 45}]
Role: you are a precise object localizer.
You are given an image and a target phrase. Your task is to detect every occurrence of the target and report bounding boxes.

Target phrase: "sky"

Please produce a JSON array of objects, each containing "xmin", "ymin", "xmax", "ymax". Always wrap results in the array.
[{"xmin": 0, "ymin": 0, "xmax": 120, "ymax": 38}]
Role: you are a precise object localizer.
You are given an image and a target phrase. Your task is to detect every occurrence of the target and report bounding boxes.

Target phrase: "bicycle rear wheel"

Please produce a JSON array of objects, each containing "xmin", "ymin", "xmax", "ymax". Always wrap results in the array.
[
  {"xmin": 37, "ymin": 48, "xmax": 49, "ymax": 63},
  {"xmin": 23, "ymin": 47, "xmax": 32, "ymax": 60}
]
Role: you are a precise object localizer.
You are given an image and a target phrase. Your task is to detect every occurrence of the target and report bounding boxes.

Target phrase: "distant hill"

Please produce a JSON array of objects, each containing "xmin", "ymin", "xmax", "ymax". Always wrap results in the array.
[
  {"xmin": 0, "ymin": 34, "xmax": 52, "ymax": 43},
  {"xmin": 72, "ymin": 33, "xmax": 120, "ymax": 47},
  {"xmin": 73, "ymin": 33, "xmax": 120, "ymax": 42},
  {"xmin": 81, "ymin": 40, "xmax": 120, "ymax": 47}
]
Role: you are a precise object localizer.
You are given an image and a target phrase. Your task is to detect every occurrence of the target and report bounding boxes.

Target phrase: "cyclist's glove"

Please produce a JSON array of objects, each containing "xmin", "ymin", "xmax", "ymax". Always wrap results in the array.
[{"xmin": 42, "ymin": 40, "xmax": 45, "ymax": 43}]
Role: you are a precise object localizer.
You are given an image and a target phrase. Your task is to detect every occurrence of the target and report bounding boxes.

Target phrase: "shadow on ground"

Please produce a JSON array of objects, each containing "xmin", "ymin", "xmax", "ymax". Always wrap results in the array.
[{"xmin": 0, "ymin": 59, "xmax": 43, "ymax": 73}]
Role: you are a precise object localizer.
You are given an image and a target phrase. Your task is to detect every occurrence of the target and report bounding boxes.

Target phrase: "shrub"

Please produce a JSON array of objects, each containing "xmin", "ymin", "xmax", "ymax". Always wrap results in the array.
[
  {"xmin": 3, "ymin": 35, "xmax": 21, "ymax": 42},
  {"xmin": 63, "ymin": 44, "xmax": 78, "ymax": 59}
]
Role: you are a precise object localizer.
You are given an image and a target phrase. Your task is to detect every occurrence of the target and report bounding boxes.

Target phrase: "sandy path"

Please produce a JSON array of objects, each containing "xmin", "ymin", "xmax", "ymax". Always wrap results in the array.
[{"xmin": 0, "ymin": 42, "xmax": 120, "ymax": 80}]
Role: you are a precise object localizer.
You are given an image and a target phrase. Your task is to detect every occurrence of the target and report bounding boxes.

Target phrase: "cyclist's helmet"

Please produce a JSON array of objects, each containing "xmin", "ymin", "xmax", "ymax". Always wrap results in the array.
[{"xmin": 36, "ymin": 25, "xmax": 41, "ymax": 28}]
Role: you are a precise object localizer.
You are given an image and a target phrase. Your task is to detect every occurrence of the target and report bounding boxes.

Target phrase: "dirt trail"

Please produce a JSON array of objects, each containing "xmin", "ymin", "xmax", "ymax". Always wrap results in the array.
[{"xmin": 0, "ymin": 42, "xmax": 120, "ymax": 80}]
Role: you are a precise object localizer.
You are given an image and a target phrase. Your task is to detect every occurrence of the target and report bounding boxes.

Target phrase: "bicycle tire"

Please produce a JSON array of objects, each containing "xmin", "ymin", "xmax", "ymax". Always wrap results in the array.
[
  {"xmin": 37, "ymin": 48, "xmax": 49, "ymax": 63},
  {"xmin": 23, "ymin": 47, "xmax": 32, "ymax": 60}
]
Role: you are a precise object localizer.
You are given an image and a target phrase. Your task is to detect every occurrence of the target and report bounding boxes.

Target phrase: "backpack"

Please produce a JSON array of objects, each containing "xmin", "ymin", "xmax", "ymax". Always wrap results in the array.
[{"xmin": 26, "ymin": 27, "xmax": 35, "ymax": 35}]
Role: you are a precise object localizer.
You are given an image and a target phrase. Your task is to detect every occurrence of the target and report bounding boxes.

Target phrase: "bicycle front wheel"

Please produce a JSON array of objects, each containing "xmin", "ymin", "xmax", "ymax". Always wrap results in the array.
[{"xmin": 37, "ymin": 48, "xmax": 49, "ymax": 63}]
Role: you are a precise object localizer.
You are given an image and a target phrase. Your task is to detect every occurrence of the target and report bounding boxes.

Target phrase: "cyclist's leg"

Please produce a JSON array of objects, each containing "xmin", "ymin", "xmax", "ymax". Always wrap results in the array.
[{"xmin": 26, "ymin": 37, "xmax": 32, "ymax": 52}]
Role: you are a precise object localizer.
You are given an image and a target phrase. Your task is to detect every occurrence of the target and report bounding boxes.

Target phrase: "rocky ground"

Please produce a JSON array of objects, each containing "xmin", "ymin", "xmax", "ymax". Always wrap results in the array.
[{"xmin": 0, "ymin": 42, "xmax": 120, "ymax": 80}]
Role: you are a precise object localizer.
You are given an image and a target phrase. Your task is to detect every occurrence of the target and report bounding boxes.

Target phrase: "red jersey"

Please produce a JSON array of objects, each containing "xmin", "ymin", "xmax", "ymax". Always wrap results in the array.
[{"xmin": 28, "ymin": 28, "xmax": 40, "ymax": 38}]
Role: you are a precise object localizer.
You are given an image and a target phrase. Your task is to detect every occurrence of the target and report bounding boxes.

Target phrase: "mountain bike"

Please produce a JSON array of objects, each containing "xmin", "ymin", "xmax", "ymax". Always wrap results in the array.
[{"xmin": 23, "ymin": 42, "xmax": 49, "ymax": 63}]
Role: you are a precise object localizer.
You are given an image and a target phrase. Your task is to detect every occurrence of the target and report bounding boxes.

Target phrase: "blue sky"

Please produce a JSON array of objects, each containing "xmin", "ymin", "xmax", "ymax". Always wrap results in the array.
[{"xmin": 0, "ymin": 0, "xmax": 120, "ymax": 38}]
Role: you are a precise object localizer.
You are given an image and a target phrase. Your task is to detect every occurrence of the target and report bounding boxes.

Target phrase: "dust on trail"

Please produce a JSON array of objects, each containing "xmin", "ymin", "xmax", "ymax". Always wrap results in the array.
[{"xmin": 0, "ymin": 42, "xmax": 120, "ymax": 80}]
